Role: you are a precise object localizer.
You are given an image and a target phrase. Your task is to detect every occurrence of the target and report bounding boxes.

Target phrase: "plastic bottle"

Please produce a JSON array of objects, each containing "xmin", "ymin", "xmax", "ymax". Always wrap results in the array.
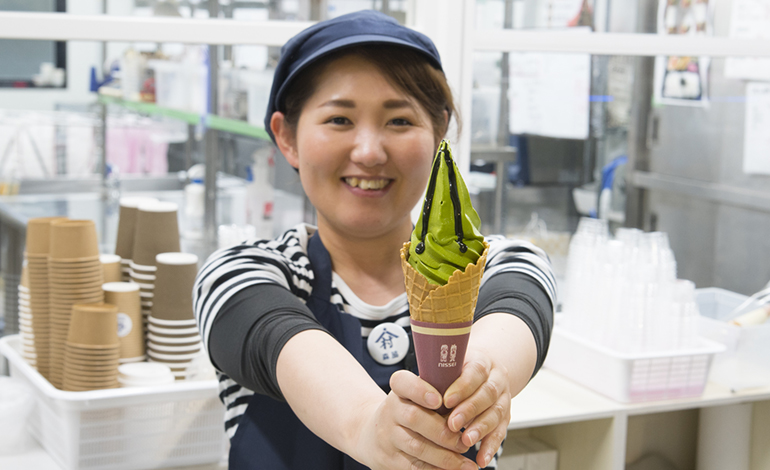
[
  {"xmin": 184, "ymin": 164, "xmax": 206, "ymax": 240},
  {"xmin": 245, "ymin": 150, "xmax": 274, "ymax": 240}
]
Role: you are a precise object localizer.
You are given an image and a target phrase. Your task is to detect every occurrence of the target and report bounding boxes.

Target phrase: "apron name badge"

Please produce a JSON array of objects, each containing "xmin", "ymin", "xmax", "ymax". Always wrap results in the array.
[{"xmin": 366, "ymin": 322, "xmax": 410, "ymax": 366}]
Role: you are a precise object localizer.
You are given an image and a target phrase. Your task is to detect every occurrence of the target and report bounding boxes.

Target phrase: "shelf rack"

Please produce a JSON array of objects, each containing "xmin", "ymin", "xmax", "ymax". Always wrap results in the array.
[{"xmin": 97, "ymin": 95, "xmax": 271, "ymax": 141}]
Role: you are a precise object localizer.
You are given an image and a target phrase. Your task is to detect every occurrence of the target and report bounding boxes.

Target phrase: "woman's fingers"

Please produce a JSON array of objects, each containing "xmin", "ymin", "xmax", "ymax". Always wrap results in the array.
[
  {"xmin": 459, "ymin": 389, "xmax": 511, "ymax": 448},
  {"xmin": 394, "ymin": 427, "xmax": 479, "ymax": 470},
  {"xmin": 390, "ymin": 369, "xmax": 443, "ymax": 410},
  {"xmin": 443, "ymin": 355, "xmax": 492, "ymax": 432},
  {"xmin": 474, "ymin": 421, "xmax": 509, "ymax": 468},
  {"xmin": 391, "ymin": 394, "xmax": 469, "ymax": 453}
]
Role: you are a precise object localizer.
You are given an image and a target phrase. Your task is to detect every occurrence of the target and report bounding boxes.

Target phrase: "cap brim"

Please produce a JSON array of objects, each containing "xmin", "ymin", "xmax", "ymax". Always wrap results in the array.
[{"xmin": 274, "ymin": 34, "xmax": 442, "ymax": 116}]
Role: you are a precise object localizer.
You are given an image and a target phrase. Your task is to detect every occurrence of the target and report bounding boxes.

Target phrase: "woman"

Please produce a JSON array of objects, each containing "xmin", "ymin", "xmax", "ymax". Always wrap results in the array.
[{"xmin": 195, "ymin": 10, "xmax": 555, "ymax": 470}]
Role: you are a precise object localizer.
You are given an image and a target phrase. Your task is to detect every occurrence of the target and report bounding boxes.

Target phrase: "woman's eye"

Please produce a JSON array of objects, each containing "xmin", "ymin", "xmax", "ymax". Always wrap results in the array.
[
  {"xmin": 328, "ymin": 116, "xmax": 351, "ymax": 125},
  {"xmin": 390, "ymin": 118, "xmax": 412, "ymax": 126}
]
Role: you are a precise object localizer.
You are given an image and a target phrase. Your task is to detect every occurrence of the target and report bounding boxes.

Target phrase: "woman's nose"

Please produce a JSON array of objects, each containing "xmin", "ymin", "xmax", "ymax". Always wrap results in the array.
[{"xmin": 350, "ymin": 129, "xmax": 387, "ymax": 167}]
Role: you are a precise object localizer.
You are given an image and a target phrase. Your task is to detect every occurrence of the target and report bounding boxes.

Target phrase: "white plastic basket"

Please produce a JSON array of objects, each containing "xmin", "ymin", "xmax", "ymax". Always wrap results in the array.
[
  {"xmin": 696, "ymin": 287, "xmax": 770, "ymax": 391},
  {"xmin": 0, "ymin": 335, "xmax": 226, "ymax": 470},
  {"xmin": 544, "ymin": 326, "xmax": 725, "ymax": 403}
]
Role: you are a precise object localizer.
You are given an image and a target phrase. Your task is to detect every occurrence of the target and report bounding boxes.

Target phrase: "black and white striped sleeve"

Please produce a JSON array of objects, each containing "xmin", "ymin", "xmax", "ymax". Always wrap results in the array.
[
  {"xmin": 193, "ymin": 226, "xmax": 316, "ymax": 372},
  {"xmin": 476, "ymin": 236, "xmax": 557, "ymax": 377}
]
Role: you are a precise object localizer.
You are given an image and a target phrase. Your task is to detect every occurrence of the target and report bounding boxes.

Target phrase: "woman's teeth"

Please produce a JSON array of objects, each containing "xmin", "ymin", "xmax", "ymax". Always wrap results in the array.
[{"xmin": 344, "ymin": 177, "xmax": 389, "ymax": 190}]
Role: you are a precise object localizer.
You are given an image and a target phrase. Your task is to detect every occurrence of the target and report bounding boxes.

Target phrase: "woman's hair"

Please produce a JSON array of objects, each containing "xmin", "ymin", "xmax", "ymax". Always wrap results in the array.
[{"xmin": 280, "ymin": 44, "xmax": 460, "ymax": 144}]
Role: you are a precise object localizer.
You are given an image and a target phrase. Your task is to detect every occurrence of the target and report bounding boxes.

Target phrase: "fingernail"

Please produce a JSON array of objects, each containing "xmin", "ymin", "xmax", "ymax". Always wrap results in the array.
[
  {"xmin": 485, "ymin": 451, "xmax": 495, "ymax": 466},
  {"xmin": 445, "ymin": 393, "xmax": 459, "ymax": 408},
  {"xmin": 461, "ymin": 461, "xmax": 477, "ymax": 470},
  {"xmin": 425, "ymin": 392, "xmax": 440, "ymax": 408},
  {"xmin": 466, "ymin": 430, "xmax": 479, "ymax": 446},
  {"xmin": 451, "ymin": 413, "xmax": 465, "ymax": 431}
]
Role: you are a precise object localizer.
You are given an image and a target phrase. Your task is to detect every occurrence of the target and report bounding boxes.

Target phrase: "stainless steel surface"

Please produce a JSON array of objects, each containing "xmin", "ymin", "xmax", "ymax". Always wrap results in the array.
[
  {"xmin": 205, "ymin": 0, "xmax": 220, "ymax": 259},
  {"xmin": 631, "ymin": 171, "xmax": 770, "ymax": 214},
  {"xmin": 625, "ymin": 0, "xmax": 770, "ymax": 295},
  {"xmin": 18, "ymin": 175, "xmax": 186, "ymax": 195},
  {"xmin": 471, "ymin": 146, "xmax": 517, "ymax": 234},
  {"xmin": 624, "ymin": 0, "xmax": 656, "ymax": 229}
]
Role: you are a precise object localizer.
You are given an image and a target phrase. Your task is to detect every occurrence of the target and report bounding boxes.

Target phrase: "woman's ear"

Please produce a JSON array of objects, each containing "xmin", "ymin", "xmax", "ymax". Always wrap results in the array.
[{"xmin": 270, "ymin": 112, "xmax": 299, "ymax": 169}]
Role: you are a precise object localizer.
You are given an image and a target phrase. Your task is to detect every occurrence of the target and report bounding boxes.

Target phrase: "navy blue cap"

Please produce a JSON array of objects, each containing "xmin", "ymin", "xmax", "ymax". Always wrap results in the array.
[{"xmin": 264, "ymin": 10, "xmax": 443, "ymax": 143}]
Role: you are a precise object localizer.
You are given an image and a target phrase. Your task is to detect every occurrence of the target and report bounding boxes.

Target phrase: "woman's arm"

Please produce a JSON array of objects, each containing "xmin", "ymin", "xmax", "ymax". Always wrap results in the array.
[{"xmin": 277, "ymin": 329, "xmax": 478, "ymax": 470}]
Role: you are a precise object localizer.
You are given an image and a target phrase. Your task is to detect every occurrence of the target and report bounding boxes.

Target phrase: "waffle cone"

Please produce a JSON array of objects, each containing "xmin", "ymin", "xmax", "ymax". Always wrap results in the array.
[{"xmin": 400, "ymin": 241, "xmax": 489, "ymax": 324}]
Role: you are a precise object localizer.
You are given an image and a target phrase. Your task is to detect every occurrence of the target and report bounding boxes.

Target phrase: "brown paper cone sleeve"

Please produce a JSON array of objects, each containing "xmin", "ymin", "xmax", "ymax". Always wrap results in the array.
[
  {"xmin": 400, "ymin": 241, "xmax": 489, "ymax": 324},
  {"xmin": 410, "ymin": 319, "xmax": 472, "ymax": 414}
]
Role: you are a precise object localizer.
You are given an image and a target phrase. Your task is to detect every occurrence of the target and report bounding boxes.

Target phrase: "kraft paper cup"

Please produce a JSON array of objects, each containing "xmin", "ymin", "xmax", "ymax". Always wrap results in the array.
[
  {"xmin": 147, "ymin": 317, "xmax": 197, "ymax": 328},
  {"xmin": 152, "ymin": 252, "xmax": 198, "ymax": 321},
  {"xmin": 410, "ymin": 319, "xmax": 472, "ymax": 415},
  {"xmin": 146, "ymin": 332, "xmax": 202, "ymax": 345},
  {"xmin": 100, "ymin": 254, "xmax": 122, "ymax": 283},
  {"xmin": 146, "ymin": 323, "xmax": 199, "ymax": 336},
  {"xmin": 103, "ymin": 282, "xmax": 145, "ymax": 360},
  {"xmin": 67, "ymin": 303, "xmax": 119, "ymax": 346},
  {"xmin": 49, "ymin": 220, "xmax": 100, "ymax": 261},
  {"xmin": 129, "ymin": 261, "xmax": 157, "ymax": 273},
  {"xmin": 115, "ymin": 197, "xmax": 159, "ymax": 260},
  {"xmin": 119, "ymin": 355, "xmax": 147, "ymax": 364},
  {"xmin": 26, "ymin": 217, "xmax": 68, "ymax": 255},
  {"xmin": 131, "ymin": 202, "xmax": 181, "ymax": 266},
  {"xmin": 148, "ymin": 342, "xmax": 201, "ymax": 354}
]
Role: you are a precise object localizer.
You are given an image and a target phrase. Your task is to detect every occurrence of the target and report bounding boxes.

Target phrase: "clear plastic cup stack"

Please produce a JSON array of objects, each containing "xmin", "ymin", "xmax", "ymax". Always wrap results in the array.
[{"xmin": 563, "ymin": 218, "xmax": 696, "ymax": 353}]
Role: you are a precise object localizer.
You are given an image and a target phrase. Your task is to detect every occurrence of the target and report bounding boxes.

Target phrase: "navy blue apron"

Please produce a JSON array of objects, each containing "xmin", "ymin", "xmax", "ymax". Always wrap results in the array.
[{"xmin": 228, "ymin": 233, "xmax": 481, "ymax": 469}]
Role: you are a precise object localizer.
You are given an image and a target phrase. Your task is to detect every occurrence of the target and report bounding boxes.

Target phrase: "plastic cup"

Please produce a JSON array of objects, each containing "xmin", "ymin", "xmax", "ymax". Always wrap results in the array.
[{"xmin": 131, "ymin": 202, "xmax": 181, "ymax": 266}]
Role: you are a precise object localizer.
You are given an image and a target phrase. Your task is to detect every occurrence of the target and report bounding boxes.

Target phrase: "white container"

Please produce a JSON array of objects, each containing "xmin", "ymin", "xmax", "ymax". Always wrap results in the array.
[
  {"xmin": 544, "ymin": 325, "xmax": 725, "ymax": 403},
  {"xmin": 0, "ymin": 335, "xmax": 225, "ymax": 470},
  {"xmin": 147, "ymin": 60, "xmax": 207, "ymax": 114},
  {"xmin": 696, "ymin": 287, "xmax": 770, "ymax": 391},
  {"xmin": 0, "ymin": 376, "xmax": 34, "ymax": 455}
]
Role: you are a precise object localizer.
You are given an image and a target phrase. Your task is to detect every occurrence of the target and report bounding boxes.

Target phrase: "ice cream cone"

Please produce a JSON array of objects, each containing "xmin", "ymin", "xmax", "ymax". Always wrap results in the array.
[
  {"xmin": 400, "ymin": 241, "xmax": 489, "ymax": 324},
  {"xmin": 401, "ymin": 241, "xmax": 489, "ymax": 413}
]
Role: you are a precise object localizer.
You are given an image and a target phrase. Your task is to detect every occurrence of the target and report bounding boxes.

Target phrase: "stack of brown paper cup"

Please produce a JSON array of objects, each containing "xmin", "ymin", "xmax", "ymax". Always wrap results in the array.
[
  {"xmin": 130, "ymin": 201, "xmax": 181, "ymax": 332},
  {"xmin": 100, "ymin": 254, "xmax": 122, "ymax": 283},
  {"xmin": 115, "ymin": 197, "xmax": 159, "ymax": 282},
  {"xmin": 62, "ymin": 303, "xmax": 120, "ymax": 392},
  {"xmin": 147, "ymin": 252, "xmax": 202, "ymax": 380},
  {"xmin": 49, "ymin": 220, "xmax": 104, "ymax": 390},
  {"xmin": 23, "ymin": 216, "xmax": 67, "ymax": 378},
  {"xmin": 18, "ymin": 265, "xmax": 37, "ymax": 368},
  {"xmin": 103, "ymin": 282, "xmax": 145, "ymax": 363}
]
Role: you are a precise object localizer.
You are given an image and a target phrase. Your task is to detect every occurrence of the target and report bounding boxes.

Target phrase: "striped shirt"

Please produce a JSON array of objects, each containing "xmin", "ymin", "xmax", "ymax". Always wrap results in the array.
[{"xmin": 194, "ymin": 223, "xmax": 557, "ymax": 461}]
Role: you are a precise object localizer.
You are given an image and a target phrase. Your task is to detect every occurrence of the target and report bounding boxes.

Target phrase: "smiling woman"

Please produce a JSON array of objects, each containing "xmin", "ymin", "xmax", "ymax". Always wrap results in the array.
[
  {"xmin": 194, "ymin": 10, "xmax": 556, "ymax": 470},
  {"xmin": 279, "ymin": 44, "xmax": 461, "ymax": 147}
]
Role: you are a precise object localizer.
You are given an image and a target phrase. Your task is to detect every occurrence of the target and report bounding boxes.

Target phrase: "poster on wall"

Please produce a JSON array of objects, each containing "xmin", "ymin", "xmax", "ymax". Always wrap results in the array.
[
  {"xmin": 743, "ymin": 82, "xmax": 770, "ymax": 175},
  {"xmin": 653, "ymin": 0, "xmax": 714, "ymax": 107},
  {"xmin": 725, "ymin": 0, "xmax": 770, "ymax": 81},
  {"xmin": 508, "ymin": 1, "xmax": 594, "ymax": 140}
]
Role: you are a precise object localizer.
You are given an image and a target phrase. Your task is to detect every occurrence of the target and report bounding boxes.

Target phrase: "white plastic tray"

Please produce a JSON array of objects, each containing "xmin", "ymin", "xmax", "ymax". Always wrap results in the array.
[
  {"xmin": 544, "ymin": 326, "xmax": 725, "ymax": 403},
  {"xmin": 0, "ymin": 335, "xmax": 225, "ymax": 470}
]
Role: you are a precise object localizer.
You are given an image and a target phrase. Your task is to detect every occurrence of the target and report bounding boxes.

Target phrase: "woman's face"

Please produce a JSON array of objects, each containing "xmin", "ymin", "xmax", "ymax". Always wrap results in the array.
[{"xmin": 276, "ymin": 54, "xmax": 438, "ymax": 241}]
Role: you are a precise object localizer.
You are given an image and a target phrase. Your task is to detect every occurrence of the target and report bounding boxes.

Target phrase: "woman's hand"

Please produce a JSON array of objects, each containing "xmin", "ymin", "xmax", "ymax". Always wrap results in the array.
[
  {"xmin": 442, "ymin": 349, "xmax": 513, "ymax": 468},
  {"xmin": 442, "ymin": 314, "xmax": 539, "ymax": 468},
  {"xmin": 354, "ymin": 370, "xmax": 477, "ymax": 470}
]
